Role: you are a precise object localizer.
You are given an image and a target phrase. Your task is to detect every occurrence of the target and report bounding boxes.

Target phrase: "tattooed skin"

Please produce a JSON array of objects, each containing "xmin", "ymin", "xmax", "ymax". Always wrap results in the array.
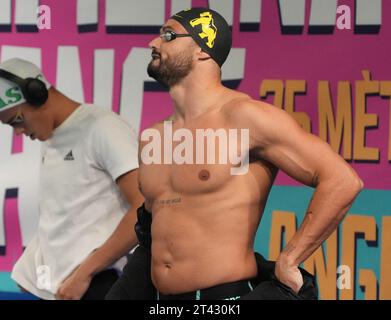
[{"xmin": 155, "ymin": 198, "xmax": 182, "ymax": 206}]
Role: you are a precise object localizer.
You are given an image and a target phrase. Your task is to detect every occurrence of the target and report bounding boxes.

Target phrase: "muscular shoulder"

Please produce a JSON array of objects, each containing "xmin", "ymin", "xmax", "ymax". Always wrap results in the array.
[
  {"xmin": 222, "ymin": 96, "xmax": 303, "ymax": 147},
  {"xmin": 223, "ymin": 97, "xmax": 276, "ymax": 122}
]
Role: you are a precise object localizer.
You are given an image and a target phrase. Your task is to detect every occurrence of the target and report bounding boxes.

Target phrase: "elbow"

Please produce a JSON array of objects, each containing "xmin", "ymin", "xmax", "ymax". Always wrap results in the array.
[
  {"xmin": 345, "ymin": 174, "xmax": 364, "ymax": 197},
  {"xmin": 354, "ymin": 177, "xmax": 364, "ymax": 195},
  {"xmin": 327, "ymin": 169, "xmax": 364, "ymax": 198},
  {"xmin": 356, "ymin": 177, "xmax": 364, "ymax": 192},
  {"xmin": 350, "ymin": 166, "xmax": 364, "ymax": 193}
]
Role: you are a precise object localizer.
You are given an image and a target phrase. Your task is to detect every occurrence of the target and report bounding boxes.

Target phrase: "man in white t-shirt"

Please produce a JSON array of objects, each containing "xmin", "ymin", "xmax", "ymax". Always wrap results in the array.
[{"xmin": 0, "ymin": 58, "xmax": 144, "ymax": 300}]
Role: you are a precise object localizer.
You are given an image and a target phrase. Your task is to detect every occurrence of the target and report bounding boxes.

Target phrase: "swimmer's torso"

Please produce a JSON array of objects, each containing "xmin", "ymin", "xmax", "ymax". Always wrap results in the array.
[{"xmin": 139, "ymin": 97, "xmax": 278, "ymax": 294}]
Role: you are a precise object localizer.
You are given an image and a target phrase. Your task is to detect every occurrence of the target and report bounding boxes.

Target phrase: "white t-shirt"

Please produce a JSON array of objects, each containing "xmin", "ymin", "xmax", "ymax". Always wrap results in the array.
[{"xmin": 11, "ymin": 104, "xmax": 139, "ymax": 300}]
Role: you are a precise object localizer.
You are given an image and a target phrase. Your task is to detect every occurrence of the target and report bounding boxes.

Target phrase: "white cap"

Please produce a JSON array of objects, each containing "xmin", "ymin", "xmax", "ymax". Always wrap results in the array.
[{"xmin": 0, "ymin": 58, "xmax": 51, "ymax": 112}]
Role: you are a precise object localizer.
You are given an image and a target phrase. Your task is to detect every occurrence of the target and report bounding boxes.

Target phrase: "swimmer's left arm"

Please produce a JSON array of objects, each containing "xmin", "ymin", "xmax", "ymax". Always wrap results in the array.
[
  {"xmin": 235, "ymin": 101, "xmax": 363, "ymax": 293},
  {"xmin": 56, "ymin": 169, "xmax": 144, "ymax": 300}
]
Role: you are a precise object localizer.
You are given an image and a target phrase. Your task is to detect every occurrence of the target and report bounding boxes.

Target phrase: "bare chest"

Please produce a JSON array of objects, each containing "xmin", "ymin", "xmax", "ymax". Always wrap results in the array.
[
  {"xmin": 139, "ymin": 119, "xmax": 249, "ymax": 200},
  {"xmin": 139, "ymin": 162, "xmax": 239, "ymax": 201}
]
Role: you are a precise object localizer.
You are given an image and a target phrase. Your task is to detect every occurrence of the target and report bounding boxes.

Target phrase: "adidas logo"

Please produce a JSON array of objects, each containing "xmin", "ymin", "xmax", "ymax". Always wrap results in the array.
[{"xmin": 64, "ymin": 150, "xmax": 75, "ymax": 161}]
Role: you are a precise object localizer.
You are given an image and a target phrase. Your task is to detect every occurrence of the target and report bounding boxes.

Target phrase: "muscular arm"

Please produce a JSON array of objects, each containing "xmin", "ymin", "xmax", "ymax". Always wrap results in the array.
[
  {"xmin": 235, "ymin": 101, "xmax": 363, "ymax": 291},
  {"xmin": 56, "ymin": 169, "xmax": 144, "ymax": 299}
]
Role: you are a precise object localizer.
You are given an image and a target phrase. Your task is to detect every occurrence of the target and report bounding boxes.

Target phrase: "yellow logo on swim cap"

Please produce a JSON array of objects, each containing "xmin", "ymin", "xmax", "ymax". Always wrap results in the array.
[{"xmin": 190, "ymin": 12, "xmax": 217, "ymax": 49}]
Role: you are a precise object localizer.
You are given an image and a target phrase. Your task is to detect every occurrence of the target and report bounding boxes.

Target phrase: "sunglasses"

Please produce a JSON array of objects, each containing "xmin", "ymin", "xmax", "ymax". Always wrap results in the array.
[
  {"xmin": 159, "ymin": 30, "xmax": 192, "ymax": 42},
  {"xmin": 6, "ymin": 109, "xmax": 25, "ymax": 128}
]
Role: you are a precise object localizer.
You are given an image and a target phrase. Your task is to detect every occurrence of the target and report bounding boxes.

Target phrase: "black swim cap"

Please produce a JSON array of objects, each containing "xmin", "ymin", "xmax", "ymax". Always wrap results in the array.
[{"xmin": 171, "ymin": 8, "xmax": 232, "ymax": 67}]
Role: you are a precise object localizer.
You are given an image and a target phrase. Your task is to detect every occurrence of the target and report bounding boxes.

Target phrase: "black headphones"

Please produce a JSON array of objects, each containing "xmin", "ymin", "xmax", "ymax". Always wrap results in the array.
[{"xmin": 0, "ymin": 68, "xmax": 49, "ymax": 107}]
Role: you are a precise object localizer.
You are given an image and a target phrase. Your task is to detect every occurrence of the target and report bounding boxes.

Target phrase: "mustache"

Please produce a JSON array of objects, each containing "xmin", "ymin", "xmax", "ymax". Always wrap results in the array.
[{"xmin": 151, "ymin": 49, "xmax": 161, "ymax": 57}]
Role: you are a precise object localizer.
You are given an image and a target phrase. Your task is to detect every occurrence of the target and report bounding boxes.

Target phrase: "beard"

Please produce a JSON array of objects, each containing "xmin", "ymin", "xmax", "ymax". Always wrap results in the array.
[{"xmin": 147, "ymin": 51, "xmax": 193, "ymax": 88}]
